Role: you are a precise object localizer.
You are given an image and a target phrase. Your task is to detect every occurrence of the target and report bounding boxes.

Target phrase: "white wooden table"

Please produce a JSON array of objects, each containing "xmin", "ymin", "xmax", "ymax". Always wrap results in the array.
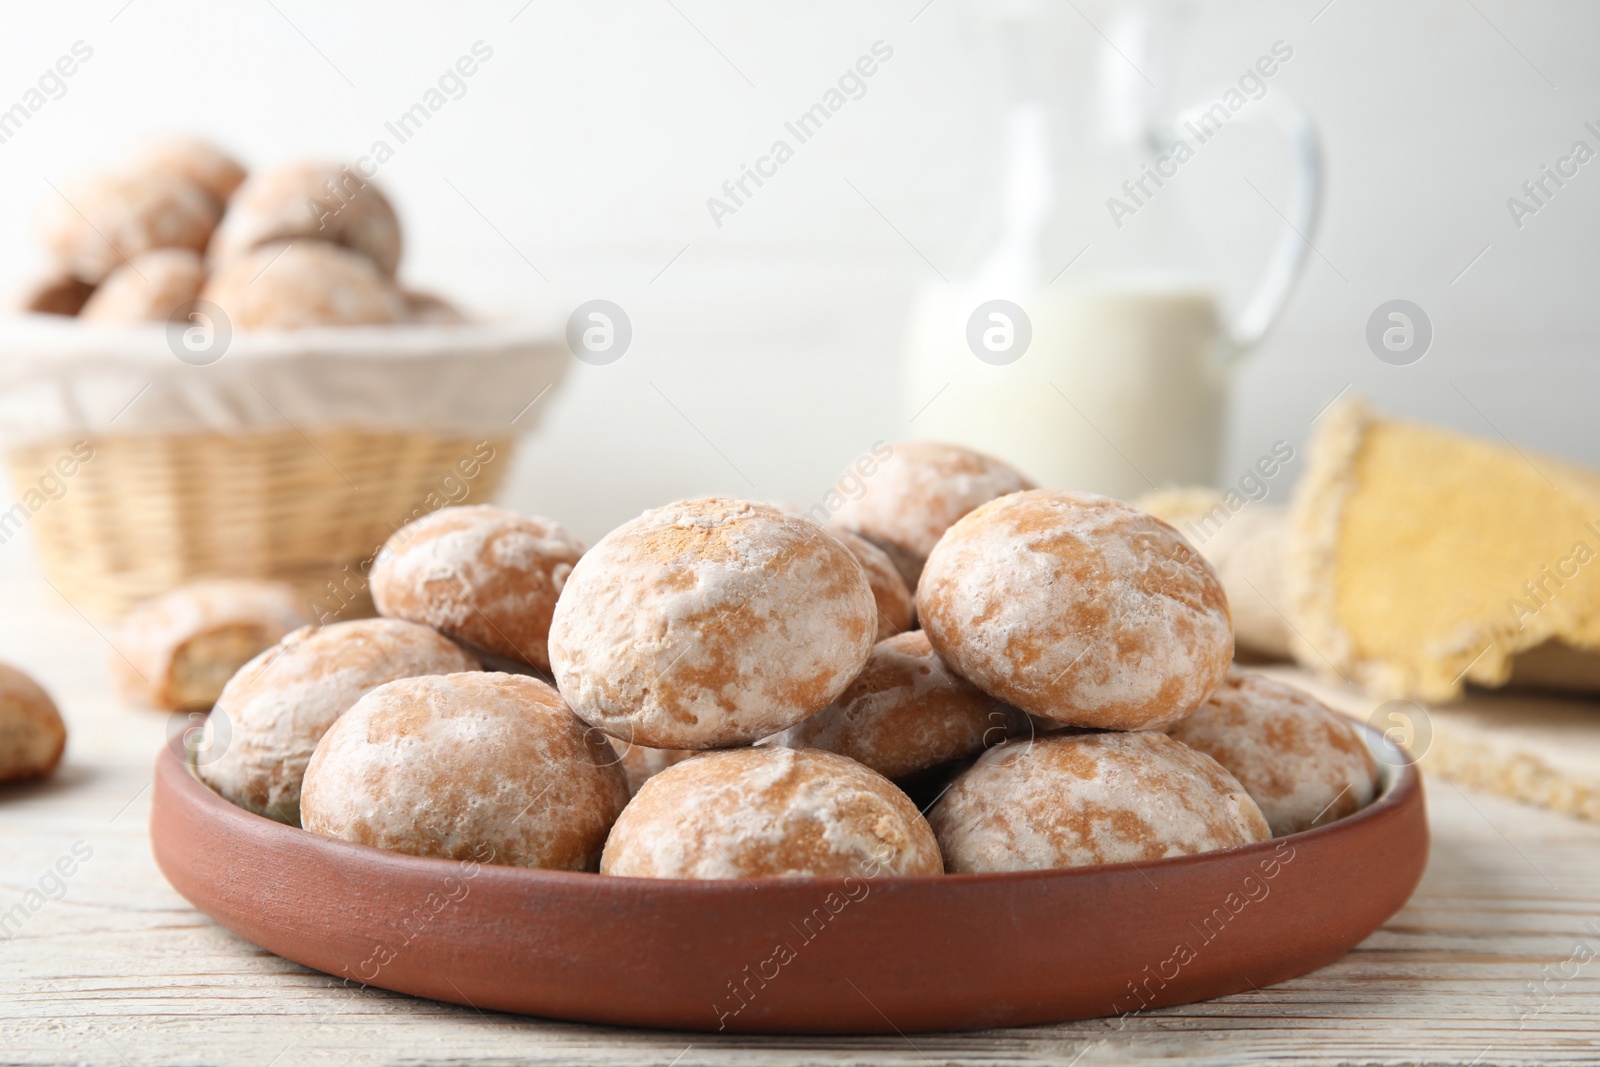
[{"xmin": 2, "ymin": 563, "xmax": 1598, "ymax": 1067}]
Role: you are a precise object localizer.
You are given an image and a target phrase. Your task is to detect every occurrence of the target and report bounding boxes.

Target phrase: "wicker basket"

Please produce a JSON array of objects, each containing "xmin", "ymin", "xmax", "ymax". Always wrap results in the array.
[
  {"xmin": 8, "ymin": 430, "xmax": 513, "ymax": 618},
  {"xmin": 0, "ymin": 318, "xmax": 565, "ymax": 618}
]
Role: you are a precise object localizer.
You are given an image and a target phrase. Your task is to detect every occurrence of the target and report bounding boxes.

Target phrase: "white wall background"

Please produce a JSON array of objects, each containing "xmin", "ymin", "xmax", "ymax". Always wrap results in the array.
[{"xmin": 1, "ymin": 0, "xmax": 1596, "ymax": 543}]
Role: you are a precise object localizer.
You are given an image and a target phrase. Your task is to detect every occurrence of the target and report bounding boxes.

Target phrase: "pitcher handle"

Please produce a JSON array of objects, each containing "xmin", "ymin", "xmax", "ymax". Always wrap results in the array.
[{"xmin": 1172, "ymin": 91, "xmax": 1324, "ymax": 355}]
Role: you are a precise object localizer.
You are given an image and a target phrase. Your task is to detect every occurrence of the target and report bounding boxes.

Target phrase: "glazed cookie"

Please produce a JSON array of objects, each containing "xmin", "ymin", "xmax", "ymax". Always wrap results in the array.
[
  {"xmin": 209, "ymin": 161, "xmax": 402, "ymax": 275},
  {"xmin": 832, "ymin": 441, "xmax": 1034, "ymax": 589},
  {"xmin": 114, "ymin": 579, "xmax": 310, "ymax": 711},
  {"xmin": 600, "ymin": 747, "xmax": 943, "ymax": 879},
  {"xmin": 1167, "ymin": 672, "xmax": 1379, "ymax": 835},
  {"xmin": 768, "ymin": 630, "xmax": 1026, "ymax": 781},
  {"xmin": 371, "ymin": 505, "xmax": 584, "ymax": 674},
  {"xmin": 929, "ymin": 731, "xmax": 1270, "ymax": 873},
  {"xmin": 608, "ymin": 738, "xmax": 698, "ymax": 795},
  {"xmin": 827, "ymin": 526, "xmax": 914, "ymax": 641},
  {"xmin": 81, "ymin": 248, "xmax": 206, "ymax": 323},
  {"xmin": 0, "ymin": 663, "xmax": 67, "ymax": 784},
  {"xmin": 197, "ymin": 618, "xmax": 479, "ymax": 824},
  {"xmin": 200, "ymin": 241, "xmax": 404, "ymax": 329},
  {"xmin": 301, "ymin": 673, "xmax": 629, "ymax": 870},
  {"xmin": 549, "ymin": 498, "xmax": 876, "ymax": 748},
  {"xmin": 38, "ymin": 173, "xmax": 221, "ymax": 284},
  {"xmin": 17, "ymin": 270, "xmax": 94, "ymax": 316},
  {"xmin": 126, "ymin": 137, "xmax": 247, "ymax": 204},
  {"xmin": 917, "ymin": 490, "xmax": 1233, "ymax": 730}
]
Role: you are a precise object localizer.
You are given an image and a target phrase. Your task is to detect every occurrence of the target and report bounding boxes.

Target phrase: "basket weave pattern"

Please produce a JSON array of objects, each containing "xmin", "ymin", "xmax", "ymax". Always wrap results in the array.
[{"xmin": 8, "ymin": 430, "xmax": 512, "ymax": 618}]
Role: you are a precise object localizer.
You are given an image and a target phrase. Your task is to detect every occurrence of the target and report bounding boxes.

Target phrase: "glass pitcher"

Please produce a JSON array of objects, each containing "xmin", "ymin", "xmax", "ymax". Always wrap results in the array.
[{"xmin": 903, "ymin": 0, "xmax": 1322, "ymax": 500}]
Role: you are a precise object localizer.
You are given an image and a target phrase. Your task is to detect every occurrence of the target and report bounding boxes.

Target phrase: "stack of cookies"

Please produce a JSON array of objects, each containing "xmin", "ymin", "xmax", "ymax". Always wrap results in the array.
[
  {"xmin": 18, "ymin": 136, "xmax": 461, "ymax": 329},
  {"xmin": 188, "ymin": 443, "xmax": 1382, "ymax": 878}
]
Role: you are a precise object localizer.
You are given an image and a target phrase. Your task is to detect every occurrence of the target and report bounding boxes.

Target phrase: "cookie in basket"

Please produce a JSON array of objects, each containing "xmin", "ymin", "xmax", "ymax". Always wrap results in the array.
[
  {"xmin": 600, "ymin": 747, "xmax": 943, "ymax": 878},
  {"xmin": 201, "ymin": 241, "xmax": 405, "ymax": 329},
  {"xmin": 929, "ymin": 731, "xmax": 1270, "ymax": 873},
  {"xmin": 114, "ymin": 579, "xmax": 311, "ymax": 712},
  {"xmin": 917, "ymin": 489, "xmax": 1233, "ymax": 730},
  {"xmin": 1167, "ymin": 672, "xmax": 1379, "ymax": 836},
  {"xmin": 0, "ymin": 663, "xmax": 67, "ymax": 784},
  {"xmin": 300, "ymin": 672, "xmax": 628, "ymax": 870},
  {"xmin": 197, "ymin": 618, "xmax": 478, "ymax": 825},
  {"xmin": 548, "ymin": 498, "xmax": 876, "ymax": 748},
  {"xmin": 37, "ymin": 172, "xmax": 221, "ymax": 284},
  {"xmin": 767, "ymin": 630, "xmax": 1025, "ymax": 782},
  {"xmin": 209, "ymin": 161, "xmax": 402, "ymax": 275},
  {"xmin": 80, "ymin": 249, "xmax": 206, "ymax": 323},
  {"xmin": 832, "ymin": 440, "xmax": 1034, "ymax": 590},
  {"xmin": 371, "ymin": 505, "xmax": 583, "ymax": 675},
  {"xmin": 125, "ymin": 136, "xmax": 247, "ymax": 204},
  {"xmin": 16, "ymin": 269, "xmax": 95, "ymax": 316}
]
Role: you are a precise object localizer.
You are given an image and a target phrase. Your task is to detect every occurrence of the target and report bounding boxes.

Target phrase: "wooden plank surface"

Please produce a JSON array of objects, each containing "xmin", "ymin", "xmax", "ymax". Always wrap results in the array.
[{"xmin": 2, "ymin": 567, "xmax": 1598, "ymax": 1067}]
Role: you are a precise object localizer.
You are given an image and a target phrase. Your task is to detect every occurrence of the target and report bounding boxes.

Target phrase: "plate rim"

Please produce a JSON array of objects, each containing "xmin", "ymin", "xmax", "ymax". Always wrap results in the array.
[
  {"xmin": 157, "ymin": 721, "xmax": 1422, "ymax": 892},
  {"xmin": 150, "ymin": 720, "xmax": 1429, "ymax": 1033}
]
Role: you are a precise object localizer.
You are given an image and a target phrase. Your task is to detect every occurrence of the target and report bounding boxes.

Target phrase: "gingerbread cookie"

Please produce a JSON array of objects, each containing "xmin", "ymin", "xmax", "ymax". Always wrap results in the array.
[
  {"xmin": 1167, "ymin": 672, "xmax": 1378, "ymax": 835},
  {"xmin": 600, "ymin": 747, "xmax": 943, "ymax": 878},
  {"xmin": 929, "ymin": 731, "xmax": 1270, "ymax": 872},
  {"xmin": 918, "ymin": 490, "xmax": 1232, "ymax": 730},
  {"xmin": 549, "ymin": 498, "xmax": 876, "ymax": 748}
]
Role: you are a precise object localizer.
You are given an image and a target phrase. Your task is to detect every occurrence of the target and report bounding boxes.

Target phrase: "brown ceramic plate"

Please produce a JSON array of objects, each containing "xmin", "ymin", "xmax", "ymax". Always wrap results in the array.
[{"xmin": 150, "ymin": 727, "xmax": 1426, "ymax": 1035}]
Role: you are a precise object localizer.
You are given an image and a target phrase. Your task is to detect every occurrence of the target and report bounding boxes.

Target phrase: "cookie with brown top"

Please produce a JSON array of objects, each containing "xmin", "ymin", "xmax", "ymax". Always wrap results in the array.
[
  {"xmin": 372, "ymin": 505, "xmax": 584, "ymax": 674},
  {"xmin": 929, "ymin": 731, "xmax": 1270, "ymax": 872},
  {"xmin": 600, "ymin": 747, "xmax": 943, "ymax": 878},
  {"xmin": 826, "ymin": 525, "xmax": 914, "ymax": 641},
  {"xmin": 17, "ymin": 270, "xmax": 94, "ymax": 316},
  {"xmin": 832, "ymin": 441, "xmax": 1033, "ymax": 589},
  {"xmin": 38, "ymin": 173, "xmax": 220, "ymax": 284},
  {"xmin": 197, "ymin": 618, "xmax": 478, "ymax": 824},
  {"xmin": 201, "ymin": 241, "xmax": 404, "ymax": 329},
  {"xmin": 209, "ymin": 161, "xmax": 401, "ymax": 275},
  {"xmin": 917, "ymin": 489, "xmax": 1233, "ymax": 730},
  {"xmin": 126, "ymin": 136, "xmax": 246, "ymax": 205},
  {"xmin": 1167, "ymin": 672, "xmax": 1378, "ymax": 835},
  {"xmin": 768, "ymin": 630, "xmax": 1026, "ymax": 781},
  {"xmin": 0, "ymin": 663, "xmax": 67, "ymax": 784},
  {"xmin": 301, "ymin": 672, "xmax": 628, "ymax": 870},
  {"xmin": 81, "ymin": 248, "xmax": 206, "ymax": 323},
  {"xmin": 549, "ymin": 498, "xmax": 876, "ymax": 748}
]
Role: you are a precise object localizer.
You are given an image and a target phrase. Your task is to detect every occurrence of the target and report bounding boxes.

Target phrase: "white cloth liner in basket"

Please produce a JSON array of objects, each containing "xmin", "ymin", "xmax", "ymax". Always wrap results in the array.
[{"xmin": 0, "ymin": 315, "xmax": 568, "ymax": 446}]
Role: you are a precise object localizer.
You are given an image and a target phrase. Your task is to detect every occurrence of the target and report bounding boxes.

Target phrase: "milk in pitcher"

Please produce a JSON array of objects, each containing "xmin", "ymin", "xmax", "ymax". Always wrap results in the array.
[{"xmin": 903, "ymin": 278, "xmax": 1230, "ymax": 501}]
